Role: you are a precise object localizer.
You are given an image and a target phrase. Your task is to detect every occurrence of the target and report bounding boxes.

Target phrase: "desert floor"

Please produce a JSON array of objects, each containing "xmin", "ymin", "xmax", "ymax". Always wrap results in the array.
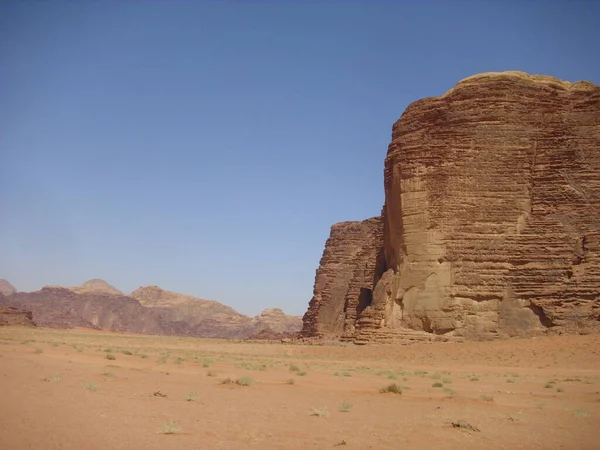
[{"xmin": 0, "ymin": 327, "xmax": 599, "ymax": 449}]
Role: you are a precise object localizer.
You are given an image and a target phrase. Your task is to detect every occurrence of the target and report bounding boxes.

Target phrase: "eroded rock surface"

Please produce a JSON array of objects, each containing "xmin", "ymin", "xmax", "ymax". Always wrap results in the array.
[
  {"xmin": 301, "ymin": 217, "xmax": 384, "ymax": 338},
  {"xmin": 303, "ymin": 71, "xmax": 600, "ymax": 343}
]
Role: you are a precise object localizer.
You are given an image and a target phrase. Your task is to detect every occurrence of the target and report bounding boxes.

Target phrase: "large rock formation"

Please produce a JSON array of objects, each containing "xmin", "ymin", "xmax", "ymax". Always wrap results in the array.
[
  {"xmin": 301, "ymin": 217, "xmax": 384, "ymax": 338},
  {"xmin": 302, "ymin": 71, "xmax": 600, "ymax": 343}
]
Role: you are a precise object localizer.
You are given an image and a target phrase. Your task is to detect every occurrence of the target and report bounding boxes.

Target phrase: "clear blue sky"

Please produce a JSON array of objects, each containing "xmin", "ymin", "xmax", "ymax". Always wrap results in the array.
[{"xmin": 1, "ymin": 1, "xmax": 599, "ymax": 315}]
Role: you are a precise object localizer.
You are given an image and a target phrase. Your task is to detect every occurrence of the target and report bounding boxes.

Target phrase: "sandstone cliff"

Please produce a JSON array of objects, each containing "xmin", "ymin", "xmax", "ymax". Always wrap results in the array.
[
  {"xmin": 302, "ymin": 71, "xmax": 600, "ymax": 343},
  {"xmin": 301, "ymin": 217, "xmax": 384, "ymax": 338}
]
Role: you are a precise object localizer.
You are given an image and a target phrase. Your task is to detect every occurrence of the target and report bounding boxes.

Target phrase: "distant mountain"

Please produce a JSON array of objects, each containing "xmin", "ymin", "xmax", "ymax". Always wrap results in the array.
[
  {"xmin": 0, "ymin": 280, "xmax": 302, "ymax": 339},
  {"xmin": 131, "ymin": 285, "xmax": 302, "ymax": 338},
  {"xmin": 0, "ymin": 279, "xmax": 17, "ymax": 296},
  {"xmin": 67, "ymin": 279, "xmax": 124, "ymax": 296}
]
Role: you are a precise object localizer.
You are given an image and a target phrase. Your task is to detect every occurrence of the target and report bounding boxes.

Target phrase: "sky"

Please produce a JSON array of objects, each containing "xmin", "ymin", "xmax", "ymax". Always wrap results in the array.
[{"xmin": 1, "ymin": 1, "xmax": 599, "ymax": 316}]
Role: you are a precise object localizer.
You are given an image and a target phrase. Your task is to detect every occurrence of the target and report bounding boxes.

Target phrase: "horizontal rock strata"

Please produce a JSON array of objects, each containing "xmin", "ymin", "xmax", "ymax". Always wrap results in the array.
[{"xmin": 302, "ymin": 71, "xmax": 600, "ymax": 343}]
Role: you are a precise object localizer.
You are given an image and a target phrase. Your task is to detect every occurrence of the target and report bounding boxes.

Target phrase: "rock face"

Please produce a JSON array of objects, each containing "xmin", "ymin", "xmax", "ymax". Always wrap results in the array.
[
  {"xmin": 302, "ymin": 71, "xmax": 600, "ymax": 343},
  {"xmin": 0, "ymin": 279, "xmax": 17, "ymax": 296},
  {"xmin": 301, "ymin": 217, "xmax": 384, "ymax": 338},
  {"xmin": 0, "ymin": 306, "xmax": 35, "ymax": 327}
]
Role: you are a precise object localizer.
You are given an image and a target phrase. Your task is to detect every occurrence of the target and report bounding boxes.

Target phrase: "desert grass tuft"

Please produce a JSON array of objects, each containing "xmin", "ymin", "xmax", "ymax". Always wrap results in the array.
[
  {"xmin": 183, "ymin": 391, "xmax": 197, "ymax": 401},
  {"xmin": 310, "ymin": 407, "xmax": 329, "ymax": 417},
  {"xmin": 235, "ymin": 376, "xmax": 254, "ymax": 386},
  {"xmin": 339, "ymin": 402, "xmax": 353, "ymax": 412},
  {"xmin": 380, "ymin": 383, "xmax": 403, "ymax": 394},
  {"xmin": 158, "ymin": 420, "xmax": 181, "ymax": 434}
]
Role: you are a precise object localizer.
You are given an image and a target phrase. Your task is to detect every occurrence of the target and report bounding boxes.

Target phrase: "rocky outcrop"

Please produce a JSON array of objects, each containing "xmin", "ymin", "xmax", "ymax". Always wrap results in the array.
[
  {"xmin": 301, "ymin": 217, "xmax": 384, "ymax": 338},
  {"xmin": 303, "ymin": 71, "xmax": 600, "ymax": 343},
  {"xmin": 250, "ymin": 308, "xmax": 303, "ymax": 335},
  {"xmin": 0, "ymin": 306, "xmax": 35, "ymax": 327},
  {"xmin": 0, "ymin": 280, "xmax": 17, "ymax": 296}
]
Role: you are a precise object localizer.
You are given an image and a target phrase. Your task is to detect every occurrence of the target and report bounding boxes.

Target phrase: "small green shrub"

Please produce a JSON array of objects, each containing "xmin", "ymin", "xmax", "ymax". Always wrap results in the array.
[
  {"xmin": 84, "ymin": 382, "xmax": 98, "ymax": 391},
  {"xmin": 334, "ymin": 371, "xmax": 352, "ymax": 377},
  {"xmin": 286, "ymin": 378, "xmax": 295, "ymax": 385},
  {"xmin": 236, "ymin": 376, "xmax": 254, "ymax": 386},
  {"xmin": 158, "ymin": 420, "xmax": 181, "ymax": 434},
  {"xmin": 573, "ymin": 409, "xmax": 590, "ymax": 418},
  {"xmin": 443, "ymin": 387, "xmax": 456, "ymax": 397},
  {"xmin": 122, "ymin": 350, "xmax": 133, "ymax": 356},
  {"xmin": 105, "ymin": 353, "xmax": 116, "ymax": 360},
  {"xmin": 432, "ymin": 382, "xmax": 444, "ymax": 388},
  {"xmin": 380, "ymin": 383, "xmax": 403, "ymax": 394},
  {"xmin": 339, "ymin": 402, "xmax": 353, "ymax": 412},
  {"xmin": 289, "ymin": 364, "xmax": 300, "ymax": 372},
  {"xmin": 45, "ymin": 374, "xmax": 62, "ymax": 382},
  {"xmin": 297, "ymin": 371, "xmax": 307, "ymax": 376},
  {"xmin": 310, "ymin": 407, "xmax": 329, "ymax": 417},
  {"xmin": 183, "ymin": 392, "xmax": 197, "ymax": 402}
]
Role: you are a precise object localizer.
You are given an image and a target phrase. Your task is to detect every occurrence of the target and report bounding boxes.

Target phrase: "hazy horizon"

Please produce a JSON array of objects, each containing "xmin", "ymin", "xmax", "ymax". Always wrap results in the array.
[{"xmin": 1, "ymin": 1, "xmax": 599, "ymax": 316}]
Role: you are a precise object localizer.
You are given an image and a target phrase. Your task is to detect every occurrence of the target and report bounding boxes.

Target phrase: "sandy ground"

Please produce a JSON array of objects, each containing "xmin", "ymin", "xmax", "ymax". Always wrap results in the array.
[{"xmin": 0, "ymin": 327, "xmax": 599, "ymax": 449}]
